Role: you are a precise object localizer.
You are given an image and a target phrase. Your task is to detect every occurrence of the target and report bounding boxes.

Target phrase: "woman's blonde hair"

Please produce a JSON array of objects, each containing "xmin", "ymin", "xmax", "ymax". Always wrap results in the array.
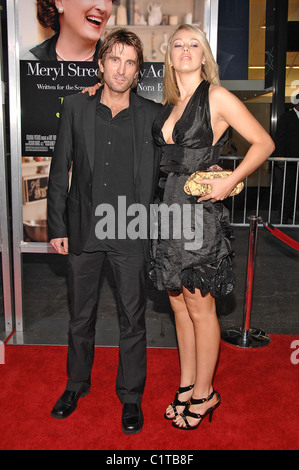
[{"xmin": 164, "ymin": 24, "xmax": 220, "ymax": 105}]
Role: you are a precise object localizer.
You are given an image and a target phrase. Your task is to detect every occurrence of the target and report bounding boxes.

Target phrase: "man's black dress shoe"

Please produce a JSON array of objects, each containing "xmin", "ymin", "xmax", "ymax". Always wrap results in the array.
[
  {"xmin": 50, "ymin": 388, "xmax": 90, "ymax": 419},
  {"xmin": 121, "ymin": 403, "xmax": 144, "ymax": 434}
]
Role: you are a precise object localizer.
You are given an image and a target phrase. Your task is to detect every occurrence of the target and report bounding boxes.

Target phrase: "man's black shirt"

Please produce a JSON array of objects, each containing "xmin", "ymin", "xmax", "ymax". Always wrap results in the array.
[{"xmin": 84, "ymin": 99, "xmax": 143, "ymax": 253}]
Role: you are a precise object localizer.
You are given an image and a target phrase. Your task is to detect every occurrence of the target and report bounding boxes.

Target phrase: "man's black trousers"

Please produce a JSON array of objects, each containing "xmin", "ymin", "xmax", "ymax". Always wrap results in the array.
[{"xmin": 65, "ymin": 250, "xmax": 147, "ymax": 404}]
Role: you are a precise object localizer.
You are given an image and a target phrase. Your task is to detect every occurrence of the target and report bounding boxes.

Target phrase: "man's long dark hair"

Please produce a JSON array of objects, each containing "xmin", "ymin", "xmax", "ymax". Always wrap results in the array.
[{"xmin": 98, "ymin": 28, "xmax": 144, "ymax": 88}]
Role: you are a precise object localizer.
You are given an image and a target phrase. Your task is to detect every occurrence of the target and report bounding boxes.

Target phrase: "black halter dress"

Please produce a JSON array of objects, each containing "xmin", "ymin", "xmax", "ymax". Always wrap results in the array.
[{"xmin": 149, "ymin": 80, "xmax": 235, "ymax": 297}]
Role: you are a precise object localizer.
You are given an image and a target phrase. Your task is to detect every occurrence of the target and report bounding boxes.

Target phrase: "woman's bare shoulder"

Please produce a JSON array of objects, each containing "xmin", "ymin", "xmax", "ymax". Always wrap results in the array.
[
  {"xmin": 209, "ymin": 84, "xmax": 239, "ymax": 111},
  {"xmin": 209, "ymin": 84, "xmax": 232, "ymax": 99}
]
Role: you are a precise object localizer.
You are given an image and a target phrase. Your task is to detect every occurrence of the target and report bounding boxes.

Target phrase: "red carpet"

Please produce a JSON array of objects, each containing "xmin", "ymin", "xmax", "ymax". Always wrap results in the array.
[{"xmin": 1, "ymin": 335, "xmax": 298, "ymax": 450}]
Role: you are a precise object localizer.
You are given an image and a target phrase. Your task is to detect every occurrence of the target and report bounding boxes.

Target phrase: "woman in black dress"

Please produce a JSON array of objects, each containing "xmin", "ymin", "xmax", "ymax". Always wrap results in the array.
[{"xmin": 150, "ymin": 25, "xmax": 274, "ymax": 430}]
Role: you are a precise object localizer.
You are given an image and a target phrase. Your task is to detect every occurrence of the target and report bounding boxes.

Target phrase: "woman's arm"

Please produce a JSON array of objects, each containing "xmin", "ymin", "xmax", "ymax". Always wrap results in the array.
[
  {"xmin": 197, "ymin": 86, "xmax": 275, "ymax": 203},
  {"xmin": 81, "ymin": 82, "xmax": 101, "ymax": 96}
]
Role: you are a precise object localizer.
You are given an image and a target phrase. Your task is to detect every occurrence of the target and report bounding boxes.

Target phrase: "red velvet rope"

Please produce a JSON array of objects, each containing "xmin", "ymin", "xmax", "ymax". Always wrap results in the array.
[{"xmin": 263, "ymin": 222, "xmax": 299, "ymax": 251}]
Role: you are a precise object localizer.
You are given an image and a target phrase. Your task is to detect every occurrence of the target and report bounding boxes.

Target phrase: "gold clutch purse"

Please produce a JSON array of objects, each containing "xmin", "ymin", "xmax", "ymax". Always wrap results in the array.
[{"xmin": 184, "ymin": 170, "xmax": 244, "ymax": 197}]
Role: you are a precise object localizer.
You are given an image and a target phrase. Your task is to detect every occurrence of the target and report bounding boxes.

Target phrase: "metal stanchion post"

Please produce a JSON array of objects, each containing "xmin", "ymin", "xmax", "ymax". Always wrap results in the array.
[
  {"xmin": 221, "ymin": 215, "xmax": 271, "ymax": 348},
  {"xmin": 0, "ymin": 341, "xmax": 4, "ymax": 364}
]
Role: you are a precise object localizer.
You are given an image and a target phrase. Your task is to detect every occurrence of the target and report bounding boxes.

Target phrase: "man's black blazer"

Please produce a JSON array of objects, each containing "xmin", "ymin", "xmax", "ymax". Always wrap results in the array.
[{"xmin": 47, "ymin": 88, "xmax": 162, "ymax": 255}]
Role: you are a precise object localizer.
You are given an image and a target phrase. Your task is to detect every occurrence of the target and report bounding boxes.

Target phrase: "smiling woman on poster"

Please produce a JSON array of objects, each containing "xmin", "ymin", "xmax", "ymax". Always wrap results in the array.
[{"xmin": 20, "ymin": 0, "xmax": 116, "ymax": 61}]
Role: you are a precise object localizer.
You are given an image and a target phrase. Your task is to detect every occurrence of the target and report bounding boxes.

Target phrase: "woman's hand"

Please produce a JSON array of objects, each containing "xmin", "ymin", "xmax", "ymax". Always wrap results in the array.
[
  {"xmin": 81, "ymin": 82, "xmax": 101, "ymax": 96},
  {"xmin": 196, "ymin": 175, "xmax": 238, "ymax": 203}
]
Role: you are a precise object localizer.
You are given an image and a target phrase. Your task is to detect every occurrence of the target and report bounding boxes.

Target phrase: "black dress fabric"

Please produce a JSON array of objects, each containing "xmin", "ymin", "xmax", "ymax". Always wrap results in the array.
[{"xmin": 149, "ymin": 80, "xmax": 235, "ymax": 297}]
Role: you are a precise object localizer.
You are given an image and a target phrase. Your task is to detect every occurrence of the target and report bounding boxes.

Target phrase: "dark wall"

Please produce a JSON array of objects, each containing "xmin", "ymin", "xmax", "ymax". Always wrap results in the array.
[{"xmin": 217, "ymin": 0, "xmax": 250, "ymax": 80}]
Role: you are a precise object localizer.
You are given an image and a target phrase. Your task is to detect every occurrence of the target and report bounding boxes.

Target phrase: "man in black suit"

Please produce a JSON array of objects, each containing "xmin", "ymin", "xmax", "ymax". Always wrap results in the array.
[
  {"xmin": 274, "ymin": 98, "xmax": 299, "ymax": 223},
  {"xmin": 47, "ymin": 29, "xmax": 161, "ymax": 434}
]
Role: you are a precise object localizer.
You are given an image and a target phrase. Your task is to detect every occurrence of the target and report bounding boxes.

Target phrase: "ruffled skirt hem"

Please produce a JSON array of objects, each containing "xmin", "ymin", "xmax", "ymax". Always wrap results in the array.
[{"xmin": 148, "ymin": 254, "xmax": 235, "ymax": 298}]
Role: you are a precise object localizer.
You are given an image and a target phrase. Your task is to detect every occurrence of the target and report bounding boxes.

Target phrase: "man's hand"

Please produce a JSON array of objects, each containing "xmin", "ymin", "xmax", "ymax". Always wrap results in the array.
[{"xmin": 50, "ymin": 237, "xmax": 69, "ymax": 255}]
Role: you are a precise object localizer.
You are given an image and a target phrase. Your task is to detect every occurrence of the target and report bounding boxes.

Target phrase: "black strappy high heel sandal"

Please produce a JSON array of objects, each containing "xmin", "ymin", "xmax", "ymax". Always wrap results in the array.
[
  {"xmin": 172, "ymin": 389, "xmax": 221, "ymax": 430},
  {"xmin": 164, "ymin": 384, "xmax": 194, "ymax": 420}
]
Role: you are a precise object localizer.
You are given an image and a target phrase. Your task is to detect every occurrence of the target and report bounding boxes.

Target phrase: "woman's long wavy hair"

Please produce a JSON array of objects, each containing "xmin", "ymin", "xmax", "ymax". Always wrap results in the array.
[{"xmin": 164, "ymin": 24, "xmax": 220, "ymax": 105}]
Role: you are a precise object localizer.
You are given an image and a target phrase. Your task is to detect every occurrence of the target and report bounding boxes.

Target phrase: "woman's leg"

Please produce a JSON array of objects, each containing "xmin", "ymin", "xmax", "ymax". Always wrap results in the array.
[
  {"xmin": 173, "ymin": 287, "xmax": 220, "ymax": 428},
  {"xmin": 165, "ymin": 290, "xmax": 196, "ymax": 418}
]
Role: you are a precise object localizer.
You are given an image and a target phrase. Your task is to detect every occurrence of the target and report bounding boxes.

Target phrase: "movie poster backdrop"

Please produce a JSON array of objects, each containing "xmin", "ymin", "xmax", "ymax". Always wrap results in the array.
[
  {"xmin": 20, "ymin": 60, "xmax": 164, "ymax": 157},
  {"xmin": 19, "ymin": 0, "xmax": 164, "ymax": 243}
]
